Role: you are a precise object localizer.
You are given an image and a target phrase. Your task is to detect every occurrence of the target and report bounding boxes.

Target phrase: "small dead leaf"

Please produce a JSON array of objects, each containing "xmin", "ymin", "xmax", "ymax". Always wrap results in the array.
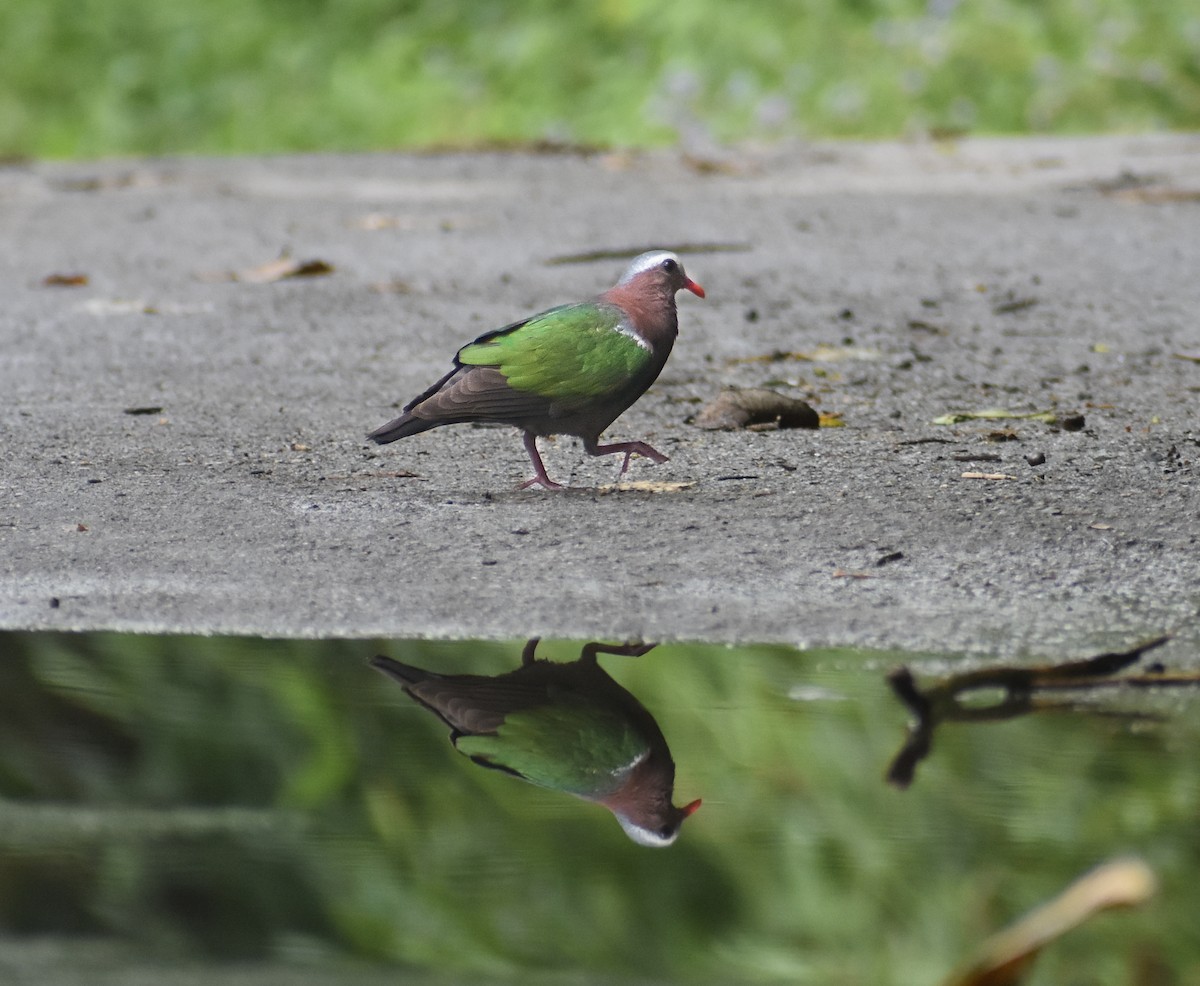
[
  {"xmin": 832, "ymin": 569, "xmax": 873, "ymax": 579},
  {"xmin": 243, "ymin": 257, "xmax": 334, "ymax": 282},
  {"xmin": 817, "ymin": 411, "xmax": 845, "ymax": 428},
  {"xmin": 1089, "ymin": 522, "xmax": 1113, "ymax": 530},
  {"xmin": 124, "ymin": 406, "xmax": 163, "ymax": 416},
  {"xmin": 961, "ymin": 472, "xmax": 1019, "ymax": 480},
  {"xmin": 693, "ymin": 388, "xmax": 819, "ymax": 431},
  {"xmin": 76, "ymin": 523, "xmax": 88, "ymax": 532},
  {"xmin": 290, "ymin": 442, "xmax": 311, "ymax": 452},
  {"xmin": 212, "ymin": 254, "xmax": 336, "ymax": 283},
  {"xmin": 942, "ymin": 857, "xmax": 1156, "ymax": 986},
  {"xmin": 682, "ymin": 154, "xmax": 744, "ymax": 176},
  {"xmin": 42, "ymin": 272, "xmax": 89, "ymax": 287},
  {"xmin": 1174, "ymin": 351, "xmax": 1200, "ymax": 364}
]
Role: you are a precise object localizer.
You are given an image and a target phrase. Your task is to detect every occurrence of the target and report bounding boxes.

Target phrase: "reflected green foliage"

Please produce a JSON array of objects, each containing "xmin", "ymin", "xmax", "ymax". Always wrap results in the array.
[
  {"xmin": 1, "ymin": 0, "xmax": 1198, "ymax": 157},
  {"xmin": 0, "ymin": 631, "xmax": 1198, "ymax": 984}
]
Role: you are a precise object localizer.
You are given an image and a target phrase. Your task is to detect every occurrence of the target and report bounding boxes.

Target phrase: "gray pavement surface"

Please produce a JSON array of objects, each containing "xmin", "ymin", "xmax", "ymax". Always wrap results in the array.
[{"xmin": 2, "ymin": 135, "xmax": 1199, "ymax": 658}]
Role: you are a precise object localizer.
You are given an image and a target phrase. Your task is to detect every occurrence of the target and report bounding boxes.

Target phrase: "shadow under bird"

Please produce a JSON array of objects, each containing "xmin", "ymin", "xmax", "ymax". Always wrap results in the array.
[
  {"xmin": 367, "ymin": 251, "xmax": 705, "ymax": 489},
  {"xmin": 371, "ymin": 639, "xmax": 701, "ymax": 846}
]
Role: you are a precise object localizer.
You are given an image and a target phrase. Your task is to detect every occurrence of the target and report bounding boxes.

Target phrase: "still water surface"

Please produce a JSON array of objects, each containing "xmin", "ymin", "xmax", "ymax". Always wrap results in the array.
[{"xmin": 1, "ymin": 631, "xmax": 1197, "ymax": 985}]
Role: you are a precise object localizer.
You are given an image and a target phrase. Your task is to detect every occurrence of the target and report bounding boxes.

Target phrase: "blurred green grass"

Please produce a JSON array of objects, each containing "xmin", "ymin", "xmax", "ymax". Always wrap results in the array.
[
  {"xmin": 2, "ymin": 631, "xmax": 1198, "ymax": 984},
  {"xmin": 1, "ymin": 0, "xmax": 1198, "ymax": 159}
]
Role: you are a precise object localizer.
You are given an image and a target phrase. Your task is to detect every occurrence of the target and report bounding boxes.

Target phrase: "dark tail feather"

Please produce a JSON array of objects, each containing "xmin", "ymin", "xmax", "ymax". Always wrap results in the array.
[
  {"xmin": 367, "ymin": 366, "xmax": 461, "ymax": 444},
  {"xmin": 370, "ymin": 655, "xmax": 438, "ymax": 685},
  {"xmin": 366, "ymin": 413, "xmax": 438, "ymax": 444}
]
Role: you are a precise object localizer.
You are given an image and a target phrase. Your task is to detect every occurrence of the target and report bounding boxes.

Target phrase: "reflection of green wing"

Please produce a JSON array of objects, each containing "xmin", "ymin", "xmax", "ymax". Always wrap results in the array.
[
  {"xmin": 457, "ymin": 303, "xmax": 652, "ymax": 409},
  {"xmin": 455, "ymin": 695, "xmax": 647, "ymax": 797}
]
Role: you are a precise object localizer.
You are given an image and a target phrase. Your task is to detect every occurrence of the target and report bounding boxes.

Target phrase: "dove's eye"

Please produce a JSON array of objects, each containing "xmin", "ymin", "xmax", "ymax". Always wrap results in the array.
[{"xmin": 660, "ymin": 258, "xmax": 678, "ymax": 273}]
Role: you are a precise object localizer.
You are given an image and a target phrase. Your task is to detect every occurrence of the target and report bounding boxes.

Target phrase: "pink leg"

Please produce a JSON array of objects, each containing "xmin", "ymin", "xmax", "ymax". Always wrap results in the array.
[
  {"xmin": 517, "ymin": 432, "xmax": 564, "ymax": 490},
  {"xmin": 584, "ymin": 437, "xmax": 668, "ymax": 477}
]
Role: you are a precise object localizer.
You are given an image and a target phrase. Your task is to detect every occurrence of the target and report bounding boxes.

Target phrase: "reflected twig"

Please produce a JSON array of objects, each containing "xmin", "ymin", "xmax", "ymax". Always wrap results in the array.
[{"xmin": 886, "ymin": 636, "xmax": 1189, "ymax": 789}]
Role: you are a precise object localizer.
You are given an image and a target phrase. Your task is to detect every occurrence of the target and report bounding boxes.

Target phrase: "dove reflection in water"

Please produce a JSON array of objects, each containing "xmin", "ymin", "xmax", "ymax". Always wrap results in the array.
[{"xmin": 371, "ymin": 639, "xmax": 700, "ymax": 846}]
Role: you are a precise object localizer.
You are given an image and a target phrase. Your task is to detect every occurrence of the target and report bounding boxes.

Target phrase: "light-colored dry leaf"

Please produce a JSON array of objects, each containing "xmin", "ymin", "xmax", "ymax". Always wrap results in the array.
[
  {"xmin": 943, "ymin": 857, "xmax": 1156, "ymax": 986},
  {"xmin": 236, "ymin": 256, "xmax": 335, "ymax": 283},
  {"xmin": 961, "ymin": 472, "xmax": 1019, "ymax": 480},
  {"xmin": 79, "ymin": 298, "xmax": 156, "ymax": 315},
  {"xmin": 934, "ymin": 409, "xmax": 1058, "ymax": 426},
  {"xmin": 600, "ymin": 481, "xmax": 697, "ymax": 494}
]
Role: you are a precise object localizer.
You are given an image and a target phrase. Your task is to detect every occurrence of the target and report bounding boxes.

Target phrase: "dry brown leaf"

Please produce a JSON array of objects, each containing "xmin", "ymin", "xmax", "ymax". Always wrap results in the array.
[
  {"xmin": 208, "ymin": 255, "xmax": 336, "ymax": 283},
  {"xmin": 42, "ymin": 272, "xmax": 89, "ymax": 287},
  {"xmin": 961, "ymin": 472, "xmax": 1019, "ymax": 481},
  {"xmin": 832, "ymin": 569, "xmax": 873, "ymax": 579},
  {"xmin": 693, "ymin": 388, "xmax": 819, "ymax": 431},
  {"xmin": 239, "ymin": 257, "xmax": 334, "ymax": 283}
]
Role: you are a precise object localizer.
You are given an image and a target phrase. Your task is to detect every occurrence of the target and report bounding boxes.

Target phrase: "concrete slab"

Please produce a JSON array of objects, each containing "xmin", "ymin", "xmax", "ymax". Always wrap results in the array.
[{"xmin": 2, "ymin": 135, "xmax": 1199, "ymax": 656}]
